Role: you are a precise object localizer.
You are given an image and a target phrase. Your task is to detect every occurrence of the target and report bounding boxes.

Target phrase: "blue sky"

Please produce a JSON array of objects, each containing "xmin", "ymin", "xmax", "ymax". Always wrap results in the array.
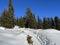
[{"xmin": 0, "ymin": 0, "xmax": 60, "ymax": 19}]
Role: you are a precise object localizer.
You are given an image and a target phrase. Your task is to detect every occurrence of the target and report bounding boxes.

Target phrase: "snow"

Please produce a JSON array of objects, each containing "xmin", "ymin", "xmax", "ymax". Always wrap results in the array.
[
  {"xmin": 0, "ymin": 26, "xmax": 60, "ymax": 45},
  {"xmin": 0, "ymin": 27, "xmax": 5, "ymax": 30}
]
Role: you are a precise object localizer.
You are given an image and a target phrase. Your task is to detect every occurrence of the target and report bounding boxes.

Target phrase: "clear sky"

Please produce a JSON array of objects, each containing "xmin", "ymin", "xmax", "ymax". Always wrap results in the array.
[{"xmin": 0, "ymin": 0, "xmax": 60, "ymax": 19}]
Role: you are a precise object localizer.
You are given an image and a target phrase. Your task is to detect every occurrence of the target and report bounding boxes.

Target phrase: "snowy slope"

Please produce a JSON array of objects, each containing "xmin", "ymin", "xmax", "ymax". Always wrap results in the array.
[
  {"xmin": 0, "ymin": 26, "xmax": 60, "ymax": 45},
  {"xmin": 0, "ymin": 26, "xmax": 41, "ymax": 45},
  {"xmin": 38, "ymin": 29, "xmax": 60, "ymax": 45}
]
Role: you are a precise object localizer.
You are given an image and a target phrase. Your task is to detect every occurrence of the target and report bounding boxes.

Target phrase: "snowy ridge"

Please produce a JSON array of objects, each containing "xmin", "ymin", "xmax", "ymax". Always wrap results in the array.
[{"xmin": 0, "ymin": 26, "xmax": 60, "ymax": 45}]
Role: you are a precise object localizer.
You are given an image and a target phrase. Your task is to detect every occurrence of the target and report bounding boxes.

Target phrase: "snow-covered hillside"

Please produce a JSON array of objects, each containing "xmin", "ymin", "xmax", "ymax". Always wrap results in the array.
[{"xmin": 0, "ymin": 26, "xmax": 60, "ymax": 45}]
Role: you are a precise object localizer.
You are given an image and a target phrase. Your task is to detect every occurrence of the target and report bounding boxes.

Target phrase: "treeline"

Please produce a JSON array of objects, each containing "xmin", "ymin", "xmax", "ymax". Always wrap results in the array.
[{"xmin": 0, "ymin": 0, "xmax": 60, "ymax": 30}]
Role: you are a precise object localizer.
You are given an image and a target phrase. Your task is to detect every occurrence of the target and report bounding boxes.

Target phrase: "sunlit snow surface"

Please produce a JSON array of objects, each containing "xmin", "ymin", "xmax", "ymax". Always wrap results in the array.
[{"xmin": 0, "ymin": 26, "xmax": 60, "ymax": 45}]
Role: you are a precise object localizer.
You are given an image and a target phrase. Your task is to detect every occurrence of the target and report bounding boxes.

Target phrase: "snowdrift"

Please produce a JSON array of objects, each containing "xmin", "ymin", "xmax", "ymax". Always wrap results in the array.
[{"xmin": 0, "ymin": 26, "xmax": 60, "ymax": 45}]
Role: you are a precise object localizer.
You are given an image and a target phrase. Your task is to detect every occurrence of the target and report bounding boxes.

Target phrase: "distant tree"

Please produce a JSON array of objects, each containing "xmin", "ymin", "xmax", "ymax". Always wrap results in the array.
[
  {"xmin": 33, "ymin": 15, "xmax": 37, "ymax": 29},
  {"xmin": 47, "ymin": 18, "xmax": 51, "ymax": 28},
  {"xmin": 25, "ymin": 8, "xmax": 37, "ymax": 29},
  {"xmin": 54, "ymin": 16, "xmax": 60, "ymax": 30},
  {"xmin": 0, "ymin": 16, "xmax": 1, "ymax": 26},
  {"xmin": 14, "ymin": 17, "xmax": 18, "ymax": 26},
  {"xmin": 43, "ymin": 17, "xmax": 50, "ymax": 29},
  {"xmin": 37, "ymin": 16, "xmax": 43, "ymax": 29},
  {"xmin": 47, "ymin": 17, "xmax": 55, "ymax": 29},
  {"xmin": 23, "ymin": 16, "xmax": 27, "ymax": 27},
  {"xmin": 50, "ymin": 18, "xmax": 55, "ymax": 28},
  {"xmin": 18, "ymin": 16, "xmax": 25, "ymax": 27}
]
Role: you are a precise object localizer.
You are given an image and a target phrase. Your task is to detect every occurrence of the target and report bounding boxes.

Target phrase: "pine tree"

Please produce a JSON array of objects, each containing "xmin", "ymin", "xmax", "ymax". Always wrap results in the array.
[
  {"xmin": 25, "ymin": 8, "xmax": 37, "ymax": 29},
  {"xmin": 43, "ymin": 17, "xmax": 50, "ymax": 29},
  {"xmin": 50, "ymin": 18, "xmax": 55, "ymax": 28},
  {"xmin": 23, "ymin": 16, "xmax": 27, "ymax": 27},
  {"xmin": 14, "ymin": 17, "xmax": 18, "ymax": 26},
  {"xmin": 47, "ymin": 18, "xmax": 51, "ymax": 28},
  {"xmin": 54, "ymin": 16, "xmax": 60, "ymax": 30},
  {"xmin": 33, "ymin": 14, "xmax": 37, "ymax": 29},
  {"xmin": 37, "ymin": 16, "xmax": 43, "ymax": 29},
  {"xmin": 8, "ymin": 0, "xmax": 15, "ymax": 27},
  {"xmin": 47, "ymin": 17, "xmax": 55, "ymax": 29},
  {"xmin": 1, "ymin": 0, "xmax": 15, "ymax": 28},
  {"xmin": 18, "ymin": 16, "xmax": 25, "ymax": 27},
  {"xmin": 0, "ymin": 16, "xmax": 1, "ymax": 26},
  {"xmin": 1, "ymin": 9, "xmax": 13, "ymax": 28},
  {"xmin": 9, "ymin": 0, "xmax": 14, "ymax": 16}
]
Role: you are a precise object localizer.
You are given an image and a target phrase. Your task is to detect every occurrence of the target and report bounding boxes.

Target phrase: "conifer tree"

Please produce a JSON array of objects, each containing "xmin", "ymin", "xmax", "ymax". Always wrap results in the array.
[
  {"xmin": 47, "ymin": 18, "xmax": 51, "ymax": 28},
  {"xmin": 16, "ymin": 17, "xmax": 19, "ymax": 26},
  {"xmin": 1, "ymin": 0, "xmax": 15, "ymax": 28},
  {"xmin": 50, "ymin": 18, "xmax": 55, "ymax": 28},
  {"xmin": 23, "ymin": 16, "xmax": 27, "ymax": 27},
  {"xmin": 8, "ymin": 0, "xmax": 15, "ymax": 27},
  {"xmin": 54, "ymin": 16, "xmax": 60, "ymax": 30},
  {"xmin": 37, "ymin": 16, "xmax": 43, "ymax": 29},
  {"xmin": 9, "ymin": 0, "xmax": 14, "ymax": 16},
  {"xmin": 18, "ymin": 16, "xmax": 25, "ymax": 27},
  {"xmin": 0, "ymin": 16, "xmax": 1, "ymax": 26},
  {"xmin": 47, "ymin": 17, "xmax": 55, "ymax": 29},
  {"xmin": 43, "ymin": 17, "xmax": 50, "ymax": 29},
  {"xmin": 25, "ymin": 8, "xmax": 37, "ymax": 29},
  {"xmin": 14, "ymin": 17, "xmax": 18, "ymax": 26},
  {"xmin": 1, "ymin": 9, "xmax": 14, "ymax": 28}
]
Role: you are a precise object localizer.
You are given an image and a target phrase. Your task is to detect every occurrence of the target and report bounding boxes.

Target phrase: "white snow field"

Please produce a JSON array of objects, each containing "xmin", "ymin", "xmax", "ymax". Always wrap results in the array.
[{"xmin": 0, "ymin": 26, "xmax": 60, "ymax": 45}]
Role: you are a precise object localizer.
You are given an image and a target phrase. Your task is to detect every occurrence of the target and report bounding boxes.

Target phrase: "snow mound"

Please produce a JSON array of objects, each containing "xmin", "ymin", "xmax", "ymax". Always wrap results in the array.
[
  {"xmin": 0, "ymin": 27, "xmax": 41, "ymax": 45},
  {"xmin": 0, "ymin": 27, "xmax": 5, "ymax": 30},
  {"xmin": 0, "ymin": 26, "xmax": 60, "ymax": 45}
]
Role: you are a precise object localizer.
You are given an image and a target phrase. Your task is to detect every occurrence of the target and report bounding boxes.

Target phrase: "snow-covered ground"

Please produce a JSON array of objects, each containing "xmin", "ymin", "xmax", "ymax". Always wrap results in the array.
[{"xmin": 0, "ymin": 26, "xmax": 60, "ymax": 45}]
